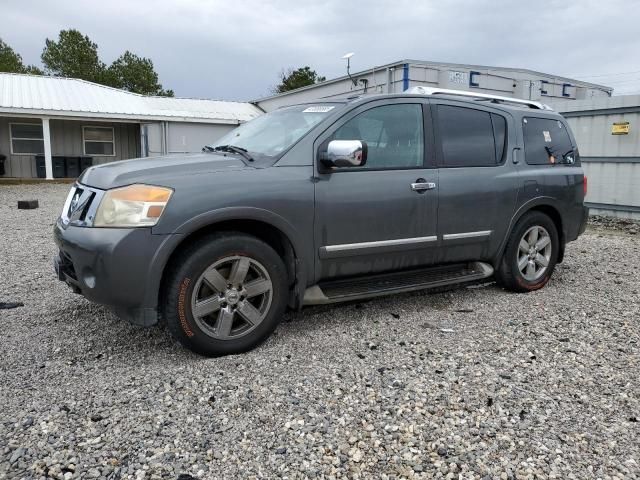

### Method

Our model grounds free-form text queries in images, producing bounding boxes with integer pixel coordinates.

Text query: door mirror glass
[322,140,368,168]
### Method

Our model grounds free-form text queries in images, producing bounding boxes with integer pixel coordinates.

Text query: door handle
[411,179,436,193]
[512,147,521,164]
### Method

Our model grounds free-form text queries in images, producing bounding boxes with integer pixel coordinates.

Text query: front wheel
[163,233,288,356]
[496,211,559,292]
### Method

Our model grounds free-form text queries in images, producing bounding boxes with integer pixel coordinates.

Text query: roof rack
[405,86,553,110]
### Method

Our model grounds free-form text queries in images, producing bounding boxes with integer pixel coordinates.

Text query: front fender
[145,206,309,315]
[171,206,304,257]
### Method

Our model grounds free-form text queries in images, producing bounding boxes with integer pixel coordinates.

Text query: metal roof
[0,73,263,124]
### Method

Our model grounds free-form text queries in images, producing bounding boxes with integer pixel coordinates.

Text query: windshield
[209,104,338,158]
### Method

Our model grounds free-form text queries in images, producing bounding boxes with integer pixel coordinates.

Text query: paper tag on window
[302,106,335,113]
[543,131,552,142]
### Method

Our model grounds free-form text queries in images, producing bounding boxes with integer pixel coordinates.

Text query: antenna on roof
[342,52,357,87]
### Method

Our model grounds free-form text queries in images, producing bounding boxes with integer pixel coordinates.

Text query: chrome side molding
[442,230,492,240]
[322,235,438,254]
[321,231,492,257]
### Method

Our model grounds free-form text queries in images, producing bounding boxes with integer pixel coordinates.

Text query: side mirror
[321,140,367,168]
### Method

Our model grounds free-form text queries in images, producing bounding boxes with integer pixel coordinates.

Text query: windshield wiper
[208,144,254,162]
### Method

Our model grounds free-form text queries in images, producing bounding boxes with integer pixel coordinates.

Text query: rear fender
[493,197,565,268]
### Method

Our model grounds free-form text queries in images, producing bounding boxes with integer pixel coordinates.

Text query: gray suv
[54,88,588,356]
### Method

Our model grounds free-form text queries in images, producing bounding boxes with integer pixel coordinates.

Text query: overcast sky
[2,0,640,100]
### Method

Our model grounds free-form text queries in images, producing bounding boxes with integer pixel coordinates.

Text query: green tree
[23,65,44,75]
[41,29,105,82]
[40,29,174,95]
[0,38,43,74]
[105,51,173,96]
[273,66,326,94]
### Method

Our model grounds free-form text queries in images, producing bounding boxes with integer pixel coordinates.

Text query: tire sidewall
[167,234,288,356]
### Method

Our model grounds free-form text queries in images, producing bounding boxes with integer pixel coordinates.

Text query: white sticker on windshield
[543,130,552,142]
[303,106,335,113]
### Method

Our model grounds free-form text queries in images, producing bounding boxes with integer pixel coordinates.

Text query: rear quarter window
[523,117,573,165]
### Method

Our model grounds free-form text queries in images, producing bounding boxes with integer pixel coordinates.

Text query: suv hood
[79,153,249,190]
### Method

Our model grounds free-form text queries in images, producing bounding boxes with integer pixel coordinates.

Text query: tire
[496,211,559,293]
[163,232,288,356]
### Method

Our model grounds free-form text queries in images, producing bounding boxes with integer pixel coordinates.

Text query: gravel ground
[0,183,638,480]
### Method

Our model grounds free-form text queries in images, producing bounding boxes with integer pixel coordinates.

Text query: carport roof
[0,73,263,124]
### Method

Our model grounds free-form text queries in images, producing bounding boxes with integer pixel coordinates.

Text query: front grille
[67,188,95,222]
[66,187,83,218]
[61,184,99,226]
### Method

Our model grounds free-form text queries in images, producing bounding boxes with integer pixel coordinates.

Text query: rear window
[437,105,507,167]
[523,117,573,165]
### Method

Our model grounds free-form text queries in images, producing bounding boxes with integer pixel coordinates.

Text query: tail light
[583,175,588,197]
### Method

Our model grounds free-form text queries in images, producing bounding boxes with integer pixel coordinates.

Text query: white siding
[256,60,612,112]
[167,122,235,153]
[560,96,640,219]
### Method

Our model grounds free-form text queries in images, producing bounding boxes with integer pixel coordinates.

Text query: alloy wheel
[191,256,273,340]
[517,225,552,282]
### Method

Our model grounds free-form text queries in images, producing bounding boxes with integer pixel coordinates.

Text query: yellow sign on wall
[611,122,630,135]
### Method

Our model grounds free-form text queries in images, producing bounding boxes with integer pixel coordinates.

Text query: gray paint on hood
[79,153,250,190]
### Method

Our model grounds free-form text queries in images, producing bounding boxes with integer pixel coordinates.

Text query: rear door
[520,115,586,233]
[431,100,520,263]
[313,98,439,281]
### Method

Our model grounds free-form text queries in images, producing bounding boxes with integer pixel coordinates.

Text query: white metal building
[0,73,263,179]
[255,59,612,112]
[553,95,640,219]
[254,59,640,219]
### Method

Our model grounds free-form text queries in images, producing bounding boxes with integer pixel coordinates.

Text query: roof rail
[405,86,553,110]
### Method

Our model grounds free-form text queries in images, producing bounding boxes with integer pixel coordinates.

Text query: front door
[313,100,439,281]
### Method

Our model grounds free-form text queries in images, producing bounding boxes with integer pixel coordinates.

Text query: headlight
[93,184,173,227]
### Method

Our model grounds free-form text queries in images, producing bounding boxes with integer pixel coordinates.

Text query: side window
[522,117,573,165]
[437,105,505,167]
[331,104,424,169]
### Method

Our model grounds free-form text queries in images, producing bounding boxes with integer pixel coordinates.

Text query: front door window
[331,104,424,169]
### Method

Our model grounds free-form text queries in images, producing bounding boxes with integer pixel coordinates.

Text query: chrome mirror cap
[324,140,367,168]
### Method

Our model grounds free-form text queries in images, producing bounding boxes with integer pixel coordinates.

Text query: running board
[303,262,493,305]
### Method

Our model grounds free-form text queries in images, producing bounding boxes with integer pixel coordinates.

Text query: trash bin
[35,155,46,178]
[80,156,93,172]
[65,157,80,178]
[0,154,6,176]
[35,155,66,178]
[53,157,65,178]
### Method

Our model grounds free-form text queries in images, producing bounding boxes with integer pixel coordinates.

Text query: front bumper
[53,219,179,326]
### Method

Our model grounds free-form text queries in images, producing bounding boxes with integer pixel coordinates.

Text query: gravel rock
[589,214,640,234]
[1,183,639,479]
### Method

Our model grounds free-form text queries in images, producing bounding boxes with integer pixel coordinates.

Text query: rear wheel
[496,211,559,292]
[163,233,288,356]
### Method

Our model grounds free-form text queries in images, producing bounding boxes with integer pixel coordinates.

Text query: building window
[10,123,44,155]
[83,126,115,156]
